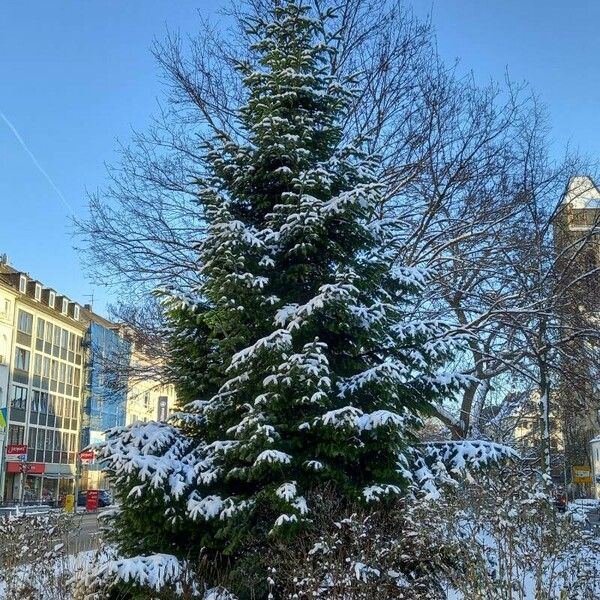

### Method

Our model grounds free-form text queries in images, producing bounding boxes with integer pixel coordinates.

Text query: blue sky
[1,1,599,316]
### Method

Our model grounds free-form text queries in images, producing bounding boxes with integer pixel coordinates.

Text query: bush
[0,511,78,599]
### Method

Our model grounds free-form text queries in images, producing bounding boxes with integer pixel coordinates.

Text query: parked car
[76,489,112,508]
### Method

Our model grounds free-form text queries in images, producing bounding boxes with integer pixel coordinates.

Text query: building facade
[0,259,178,502]
[553,176,600,494]
[80,312,131,490]
[0,263,86,503]
[0,282,17,498]
[126,350,176,425]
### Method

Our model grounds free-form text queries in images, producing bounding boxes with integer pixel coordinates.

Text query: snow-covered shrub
[257,465,600,600]
[0,511,77,599]
[439,466,600,599]
[72,546,200,600]
[262,485,459,599]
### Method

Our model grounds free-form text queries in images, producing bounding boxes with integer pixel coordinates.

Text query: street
[65,511,103,553]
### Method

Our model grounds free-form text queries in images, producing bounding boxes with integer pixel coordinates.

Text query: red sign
[79,450,94,462]
[6,444,27,455]
[86,490,99,512]
[6,462,45,474]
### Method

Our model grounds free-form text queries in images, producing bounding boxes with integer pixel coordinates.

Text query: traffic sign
[6,444,28,461]
[573,465,592,484]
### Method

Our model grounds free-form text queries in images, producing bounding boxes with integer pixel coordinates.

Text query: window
[61,329,69,350]
[10,385,28,409]
[36,318,45,340]
[59,362,66,384]
[143,393,150,409]
[32,390,41,412]
[14,347,30,371]
[2,298,11,316]
[18,275,26,294]
[48,394,55,415]
[33,354,42,376]
[34,283,42,301]
[39,391,48,414]
[61,298,68,315]
[8,424,25,445]
[42,356,50,378]
[45,322,53,344]
[66,365,74,385]
[50,359,58,381]
[48,291,55,308]
[53,326,61,347]
[73,305,80,321]
[29,428,37,450]
[68,334,76,352]
[55,396,64,417]
[17,310,33,334]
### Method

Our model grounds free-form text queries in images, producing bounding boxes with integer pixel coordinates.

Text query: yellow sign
[64,494,75,513]
[572,465,592,484]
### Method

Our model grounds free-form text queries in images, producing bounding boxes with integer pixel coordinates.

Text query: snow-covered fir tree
[98,1,465,594]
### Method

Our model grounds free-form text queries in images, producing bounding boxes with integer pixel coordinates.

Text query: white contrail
[0,110,74,214]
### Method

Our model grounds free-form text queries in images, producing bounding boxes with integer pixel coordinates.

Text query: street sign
[157,396,168,421]
[79,450,94,465]
[86,490,99,512]
[6,444,27,461]
[572,465,592,484]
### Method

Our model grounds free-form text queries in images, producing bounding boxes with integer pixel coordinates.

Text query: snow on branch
[406,440,518,499]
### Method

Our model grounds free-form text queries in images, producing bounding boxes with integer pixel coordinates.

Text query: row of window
[7,424,78,464]
[10,386,80,422]
[17,310,83,357]
[14,348,81,387]
[17,276,80,320]
[36,318,82,354]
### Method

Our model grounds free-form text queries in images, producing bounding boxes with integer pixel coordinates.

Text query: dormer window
[73,305,80,321]
[34,283,42,301]
[61,298,68,315]
[48,291,56,308]
[18,275,27,294]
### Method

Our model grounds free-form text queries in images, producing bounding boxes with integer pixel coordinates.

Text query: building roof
[561,175,600,209]
[0,258,118,331]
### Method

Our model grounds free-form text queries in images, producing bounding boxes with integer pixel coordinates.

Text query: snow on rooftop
[562,176,600,209]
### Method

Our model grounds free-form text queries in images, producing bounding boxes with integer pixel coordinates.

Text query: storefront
[4,461,75,504]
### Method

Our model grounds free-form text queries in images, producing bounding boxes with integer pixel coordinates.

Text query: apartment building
[553,175,600,492]
[0,262,86,503]
[80,309,131,490]
[0,259,178,501]
[126,350,176,425]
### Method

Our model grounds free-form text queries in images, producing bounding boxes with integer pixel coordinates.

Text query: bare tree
[77,0,600,465]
